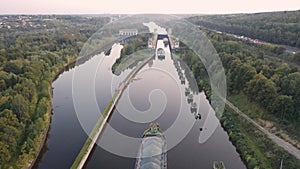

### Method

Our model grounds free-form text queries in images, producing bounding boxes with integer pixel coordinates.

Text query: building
[119,29,138,36]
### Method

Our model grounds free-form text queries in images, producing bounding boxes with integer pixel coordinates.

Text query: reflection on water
[35,44,134,169]
[85,39,246,169]
[36,27,245,169]
[35,16,244,169]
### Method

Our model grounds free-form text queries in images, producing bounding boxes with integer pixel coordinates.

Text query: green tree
[11,94,29,122]
[233,63,257,91]
[245,73,277,109]
[275,63,292,77]
[0,141,11,165]
[271,95,294,120]
[4,60,23,75]
[0,79,6,91]
[294,52,300,62]
[36,97,50,118]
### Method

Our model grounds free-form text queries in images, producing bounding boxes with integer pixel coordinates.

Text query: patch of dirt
[257,118,274,129]
[258,118,300,149]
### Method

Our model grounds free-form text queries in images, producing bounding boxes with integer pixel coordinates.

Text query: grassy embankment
[71,51,153,169]
[222,105,300,168]
[228,93,300,148]
[71,99,113,169]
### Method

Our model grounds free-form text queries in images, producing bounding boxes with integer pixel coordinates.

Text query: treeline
[0,16,109,168]
[204,28,300,130]
[211,35,300,123]
[222,107,300,169]
[180,28,300,168]
[112,33,150,74]
[188,10,300,47]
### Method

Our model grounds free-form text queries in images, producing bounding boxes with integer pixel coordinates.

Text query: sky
[0,0,299,14]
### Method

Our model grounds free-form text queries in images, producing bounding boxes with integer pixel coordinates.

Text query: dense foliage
[1,12,300,169]
[188,10,300,47]
[222,107,300,169]
[0,15,109,168]
[112,33,150,74]
[181,27,300,168]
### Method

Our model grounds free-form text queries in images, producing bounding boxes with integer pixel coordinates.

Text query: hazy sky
[0,0,299,14]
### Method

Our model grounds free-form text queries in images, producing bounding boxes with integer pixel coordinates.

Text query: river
[35,36,246,168]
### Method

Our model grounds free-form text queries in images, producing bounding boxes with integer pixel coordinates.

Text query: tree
[0,141,11,164]
[0,79,6,91]
[0,96,10,112]
[0,109,21,165]
[233,63,257,91]
[275,63,292,77]
[296,39,300,48]
[220,40,242,54]
[11,94,29,123]
[4,60,23,75]
[271,95,294,120]
[294,52,300,62]
[245,73,277,110]
[36,97,50,118]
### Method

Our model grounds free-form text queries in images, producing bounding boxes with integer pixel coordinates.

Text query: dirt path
[222,97,300,160]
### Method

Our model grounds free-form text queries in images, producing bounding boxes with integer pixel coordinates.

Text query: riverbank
[186,68,300,168]
[222,106,300,168]
[30,40,117,168]
[71,55,154,169]
[28,58,78,169]
[228,94,300,146]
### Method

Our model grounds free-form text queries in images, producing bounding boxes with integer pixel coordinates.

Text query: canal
[35,37,246,168]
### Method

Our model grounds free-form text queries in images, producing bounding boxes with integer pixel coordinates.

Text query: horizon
[0,9,299,16]
[1,0,299,15]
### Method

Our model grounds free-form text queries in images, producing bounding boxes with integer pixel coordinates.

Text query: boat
[191,102,197,114]
[187,94,193,103]
[134,123,167,169]
[185,87,190,96]
[178,71,183,77]
[157,48,165,60]
[179,76,185,84]
[213,161,226,169]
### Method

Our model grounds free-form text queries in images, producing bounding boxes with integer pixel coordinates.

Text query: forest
[0,15,109,168]
[1,12,300,169]
[188,10,300,47]
[180,27,300,168]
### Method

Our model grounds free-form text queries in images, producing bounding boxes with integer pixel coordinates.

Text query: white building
[119,29,138,36]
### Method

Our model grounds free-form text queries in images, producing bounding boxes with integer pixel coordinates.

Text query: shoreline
[71,55,154,169]
[28,43,112,169]
[28,59,77,169]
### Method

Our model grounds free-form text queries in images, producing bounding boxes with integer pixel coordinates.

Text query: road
[222,97,300,160]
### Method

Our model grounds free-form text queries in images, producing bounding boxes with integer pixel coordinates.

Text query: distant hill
[188,10,300,47]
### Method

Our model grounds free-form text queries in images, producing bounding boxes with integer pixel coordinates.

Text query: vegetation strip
[223,97,300,160]
[71,55,154,169]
